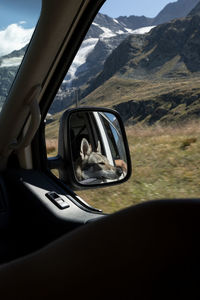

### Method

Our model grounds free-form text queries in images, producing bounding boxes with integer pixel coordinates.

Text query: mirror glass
[69,110,128,185]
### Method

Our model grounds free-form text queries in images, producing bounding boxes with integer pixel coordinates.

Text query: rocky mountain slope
[0,45,27,107]
[83,12,200,99]
[188,0,200,15]
[53,0,200,114]
[114,0,199,29]
[68,0,200,88]
[0,0,199,113]
[79,4,200,125]
[152,0,199,24]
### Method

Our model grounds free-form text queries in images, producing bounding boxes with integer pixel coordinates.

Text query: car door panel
[3,169,105,261]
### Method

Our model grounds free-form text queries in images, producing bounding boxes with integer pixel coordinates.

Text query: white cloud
[19,21,27,25]
[0,23,34,57]
[0,56,23,68]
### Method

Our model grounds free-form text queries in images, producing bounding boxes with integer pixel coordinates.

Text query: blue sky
[101,0,174,18]
[0,0,41,56]
[0,0,174,57]
[0,0,174,29]
[0,0,41,29]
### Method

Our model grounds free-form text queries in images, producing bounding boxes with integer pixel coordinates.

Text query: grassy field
[46,120,200,214]
[80,76,200,109]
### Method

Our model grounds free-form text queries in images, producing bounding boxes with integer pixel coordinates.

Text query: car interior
[0,0,199,299]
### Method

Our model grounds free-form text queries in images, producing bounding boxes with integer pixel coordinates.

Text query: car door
[0,0,110,261]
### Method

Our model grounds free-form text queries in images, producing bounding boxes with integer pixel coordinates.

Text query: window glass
[0,0,42,111]
[45,0,200,213]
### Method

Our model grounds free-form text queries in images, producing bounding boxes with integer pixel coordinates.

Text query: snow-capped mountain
[0,13,153,111]
[49,15,155,114]
[65,0,200,87]
[0,0,199,113]
[0,45,27,107]
[66,13,154,86]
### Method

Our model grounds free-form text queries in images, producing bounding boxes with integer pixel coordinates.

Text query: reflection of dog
[75,138,123,182]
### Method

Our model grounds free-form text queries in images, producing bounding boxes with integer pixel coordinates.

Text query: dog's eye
[99,162,105,165]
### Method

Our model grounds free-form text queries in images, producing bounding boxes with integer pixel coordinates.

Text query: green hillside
[79,76,200,124]
[46,75,200,139]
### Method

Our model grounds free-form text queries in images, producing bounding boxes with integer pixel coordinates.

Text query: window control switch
[46,192,70,209]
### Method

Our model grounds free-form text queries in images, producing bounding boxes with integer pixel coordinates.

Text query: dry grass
[46,139,58,156]
[126,120,200,138]
[77,121,200,213]
[45,106,200,214]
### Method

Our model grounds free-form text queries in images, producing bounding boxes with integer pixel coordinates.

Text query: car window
[0,0,41,112]
[45,0,200,213]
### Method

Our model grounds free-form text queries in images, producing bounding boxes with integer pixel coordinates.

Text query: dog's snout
[116,167,123,176]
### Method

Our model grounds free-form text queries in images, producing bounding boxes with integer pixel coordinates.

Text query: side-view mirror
[56,107,131,190]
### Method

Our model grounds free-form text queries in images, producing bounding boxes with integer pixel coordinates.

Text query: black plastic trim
[59,107,132,190]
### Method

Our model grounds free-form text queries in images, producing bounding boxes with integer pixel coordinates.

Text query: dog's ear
[96,140,102,153]
[80,138,92,159]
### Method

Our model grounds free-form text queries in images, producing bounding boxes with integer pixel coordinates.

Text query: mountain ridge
[0,0,200,113]
[152,0,199,25]
[115,0,199,29]
[81,12,200,100]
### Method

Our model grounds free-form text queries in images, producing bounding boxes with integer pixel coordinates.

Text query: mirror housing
[57,107,131,190]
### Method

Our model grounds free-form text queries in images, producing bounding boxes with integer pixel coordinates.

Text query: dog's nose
[116,167,123,176]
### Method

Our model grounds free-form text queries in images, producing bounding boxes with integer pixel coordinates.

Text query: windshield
[0,0,42,112]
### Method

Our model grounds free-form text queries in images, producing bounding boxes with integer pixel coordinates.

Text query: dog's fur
[75,138,123,182]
